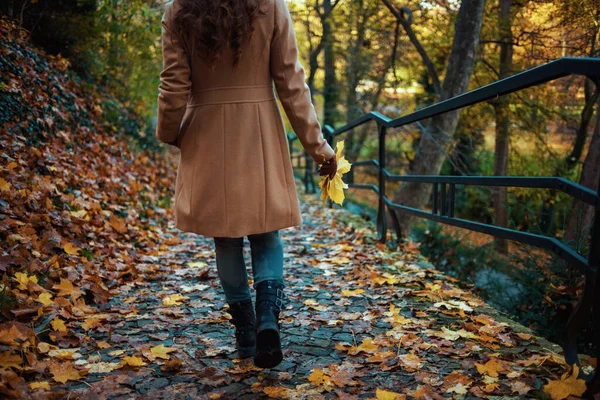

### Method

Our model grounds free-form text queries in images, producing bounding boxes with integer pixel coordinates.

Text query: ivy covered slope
[0,13,176,384]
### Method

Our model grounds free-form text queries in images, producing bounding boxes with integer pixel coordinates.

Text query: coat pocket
[176,107,196,149]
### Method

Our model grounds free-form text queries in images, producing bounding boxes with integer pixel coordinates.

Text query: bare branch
[380,0,442,96]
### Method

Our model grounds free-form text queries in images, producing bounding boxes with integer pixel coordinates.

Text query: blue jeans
[213,230,284,303]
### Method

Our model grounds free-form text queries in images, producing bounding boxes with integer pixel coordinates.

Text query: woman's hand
[318,155,337,180]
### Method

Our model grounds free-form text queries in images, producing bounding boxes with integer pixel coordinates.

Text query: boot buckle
[275,288,287,309]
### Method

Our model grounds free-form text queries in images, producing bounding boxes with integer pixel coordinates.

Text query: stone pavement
[56,181,582,399]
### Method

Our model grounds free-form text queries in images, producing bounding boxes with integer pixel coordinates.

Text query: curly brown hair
[173,0,265,67]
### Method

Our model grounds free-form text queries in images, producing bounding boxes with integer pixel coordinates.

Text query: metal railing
[288,57,600,395]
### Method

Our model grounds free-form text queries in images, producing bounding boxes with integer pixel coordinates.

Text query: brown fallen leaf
[161,357,183,373]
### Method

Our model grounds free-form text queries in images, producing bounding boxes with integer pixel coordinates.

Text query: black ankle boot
[254,280,287,368]
[227,300,256,359]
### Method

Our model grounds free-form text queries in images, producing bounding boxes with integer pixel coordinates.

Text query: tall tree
[322,0,339,126]
[539,1,600,234]
[564,96,600,246]
[383,0,487,233]
[491,0,515,253]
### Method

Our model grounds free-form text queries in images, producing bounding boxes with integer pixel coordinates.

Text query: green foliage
[3,0,163,123]
[78,0,163,119]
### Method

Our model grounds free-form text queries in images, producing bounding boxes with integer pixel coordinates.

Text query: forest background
[2,0,599,348]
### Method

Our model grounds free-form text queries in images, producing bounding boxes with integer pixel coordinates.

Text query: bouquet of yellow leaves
[318,140,352,206]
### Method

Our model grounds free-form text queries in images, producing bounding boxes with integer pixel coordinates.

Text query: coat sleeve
[155,3,192,146]
[270,0,336,165]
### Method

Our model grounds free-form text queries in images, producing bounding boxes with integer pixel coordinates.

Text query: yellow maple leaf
[14,272,38,291]
[543,364,586,400]
[342,289,365,297]
[319,140,352,206]
[150,344,176,360]
[86,361,121,373]
[50,318,67,332]
[70,210,87,219]
[96,341,111,349]
[121,355,147,367]
[63,242,80,255]
[0,178,11,192]
[162,293,189,306]
[187,261,207,268]
[308,368,334,391]
[36,292,53,306]
[376,388,406,399]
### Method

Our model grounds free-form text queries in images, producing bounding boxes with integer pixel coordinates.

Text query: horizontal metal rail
[287,56,600,393]
[349,181,592,272]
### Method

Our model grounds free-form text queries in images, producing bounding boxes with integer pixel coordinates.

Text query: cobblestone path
[57,185,582,399]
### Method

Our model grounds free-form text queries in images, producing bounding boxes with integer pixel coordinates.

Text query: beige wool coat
[155,0,336,238]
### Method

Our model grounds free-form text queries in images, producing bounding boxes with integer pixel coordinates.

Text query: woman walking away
[155,0,338,368]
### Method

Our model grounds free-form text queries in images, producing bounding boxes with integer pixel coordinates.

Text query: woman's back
[156,0,336,238]
[167,0,276,90]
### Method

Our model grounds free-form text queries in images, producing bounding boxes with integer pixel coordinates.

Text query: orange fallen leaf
[63,242,80,255]
[52,278,82,299]
[543,364,586,400]
[0,322,34,347]
[475,358,506,377]
[109,215,128,233]
[308,368,334,391]
[263,386,290,398]
[0,352,22,369]
[49,361,86,383]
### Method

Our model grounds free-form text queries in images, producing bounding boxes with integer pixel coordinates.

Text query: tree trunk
[322,0,337,126]
[391,0,487,232]
[540,79,600,234]
[345,0,367,161]
[564,96,600,248]
[492,0,513,254]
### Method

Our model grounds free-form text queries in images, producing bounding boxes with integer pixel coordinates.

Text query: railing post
[304,153,314,194]
[432,183,438,215]
[450,183,456,218]
[440,183,447,217]
[288,135,294,167]
[377,123,388,242]
[586,174,600,395]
